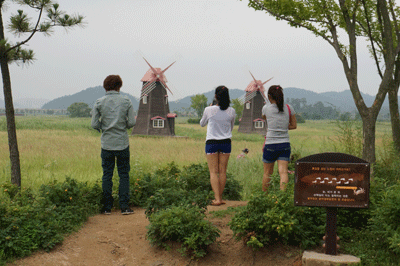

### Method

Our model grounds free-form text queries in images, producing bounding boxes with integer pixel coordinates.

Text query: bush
[144,187,212,217]
[130,162,181,207]
[146,205,220,258]
[139,162,242,258]
[229,185,325,250]
[296,113,306,123]
[369,181,400,254]
[130,162,242,210]
[179,163,242,201]
[0,178,101,264]
[187,118,201,124]
[229,177,371,251]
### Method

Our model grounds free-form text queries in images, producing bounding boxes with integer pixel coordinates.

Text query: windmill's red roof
[151,116,166,120]
[167,113,177,118]
[141,68,168,82]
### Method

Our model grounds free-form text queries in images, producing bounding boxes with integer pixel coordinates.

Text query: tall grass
[0,117,393,199]
[0,116,95,132]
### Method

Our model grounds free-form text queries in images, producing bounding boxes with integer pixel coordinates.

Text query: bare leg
[206,153,222,204]
[277,160,289,190]
[262,162,274,192]
[218,153,230,203]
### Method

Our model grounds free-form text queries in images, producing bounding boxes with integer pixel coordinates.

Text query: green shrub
[0,178,101,264]
[144,187,212,218]
[369,181,400,254]
[229,177,371,250]
[228,185,323,250]
[179,163,242,201]
[130,162,242,210]
[141,162,242,258]
[187,118,201,124]
[296,113,306,123]
[146,205,220,258]
[130,162,182,207]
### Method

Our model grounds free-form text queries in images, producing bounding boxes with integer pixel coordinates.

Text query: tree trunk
[388,87,400,153]
[362,113,377,163]
[0,8,21,187]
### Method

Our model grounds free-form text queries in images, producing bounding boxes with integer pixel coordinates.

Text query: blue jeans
[101,147,130,211]
[262,142,291,163]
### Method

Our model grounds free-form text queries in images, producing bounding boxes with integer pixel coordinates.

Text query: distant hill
[41,86,139,110]
[169,89,244,111]
[284,87,398,115]
[37,86,399,115]
[40,87,244,111]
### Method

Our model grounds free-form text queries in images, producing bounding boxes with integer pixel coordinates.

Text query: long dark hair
[268,85,284,112]
[215,85,230,110]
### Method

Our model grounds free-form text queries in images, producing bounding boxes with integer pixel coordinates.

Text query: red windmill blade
[248,71,273,100]
[141,57,175,95]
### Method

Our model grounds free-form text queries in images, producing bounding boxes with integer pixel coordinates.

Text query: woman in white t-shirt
[200,86,236,206]
[261,85,297,191]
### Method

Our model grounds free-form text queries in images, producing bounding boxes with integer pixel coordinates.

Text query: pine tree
[1,0,85,187]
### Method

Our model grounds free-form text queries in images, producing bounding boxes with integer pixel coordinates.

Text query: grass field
[0,116,393,199]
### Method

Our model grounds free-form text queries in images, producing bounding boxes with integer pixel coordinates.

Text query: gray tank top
[262,103,295,145]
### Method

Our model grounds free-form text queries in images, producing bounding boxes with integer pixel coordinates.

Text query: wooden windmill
[131,58,177,136]
[237,72,272,134]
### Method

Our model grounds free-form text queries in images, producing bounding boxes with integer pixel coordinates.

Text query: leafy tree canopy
[231,98,243,123]
[190,94,208,118]
[67,102,91,118]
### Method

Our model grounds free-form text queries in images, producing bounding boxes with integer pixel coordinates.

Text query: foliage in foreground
[146,205,221,259]
[0,162,243,262]
[228,161,400,266]
[129,162,242,213]
[132,162,242,258]
[1,155,400,264]
[229,179,327,250]
[0,178,101,264]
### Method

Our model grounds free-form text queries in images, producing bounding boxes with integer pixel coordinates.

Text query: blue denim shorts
[205,139,232,154]
[262,142,291,163]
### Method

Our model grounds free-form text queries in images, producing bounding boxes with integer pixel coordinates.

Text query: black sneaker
[121,208,134,215]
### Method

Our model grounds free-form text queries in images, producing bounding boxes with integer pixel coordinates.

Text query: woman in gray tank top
[261,85,297,191]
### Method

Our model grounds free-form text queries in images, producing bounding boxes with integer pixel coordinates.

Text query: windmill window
[254,121,264,129]
[246,102,250,109]
[165,95,168,104]
[153,119,164,128]
[143,96,147,104]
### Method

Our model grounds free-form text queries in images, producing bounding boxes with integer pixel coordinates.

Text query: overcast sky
[1,0,385,102]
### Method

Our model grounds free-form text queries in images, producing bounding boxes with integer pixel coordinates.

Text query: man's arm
[126,101,136,129]
[91,102,101,132]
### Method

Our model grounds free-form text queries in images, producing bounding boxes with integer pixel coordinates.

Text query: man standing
[91,75,136,215]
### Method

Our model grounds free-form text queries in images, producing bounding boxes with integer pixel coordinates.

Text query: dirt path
[8,201,302,266]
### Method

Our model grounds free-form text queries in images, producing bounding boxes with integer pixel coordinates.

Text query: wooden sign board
[294,153,370,208]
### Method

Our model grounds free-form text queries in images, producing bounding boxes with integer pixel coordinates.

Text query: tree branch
[5,5,43,54]
[361,0,383,78]
[251,0,335,46]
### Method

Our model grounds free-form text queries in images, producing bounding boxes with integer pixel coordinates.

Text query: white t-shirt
[262,103,295,145]
[200,106,236,141]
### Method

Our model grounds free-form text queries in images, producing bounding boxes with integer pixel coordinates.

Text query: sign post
[294,153,370,255]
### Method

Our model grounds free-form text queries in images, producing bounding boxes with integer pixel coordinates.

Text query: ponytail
[267,85,284,112]
[215,85,230,110]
